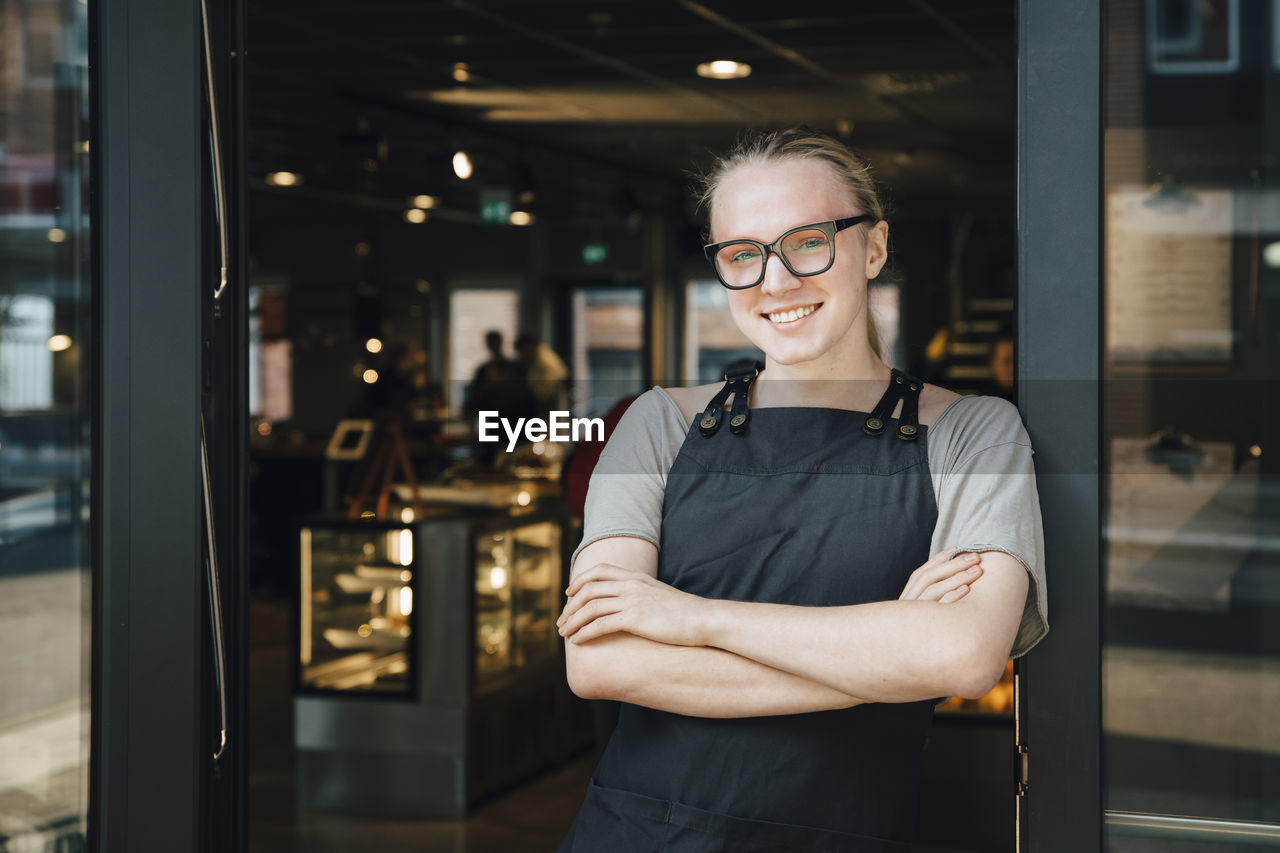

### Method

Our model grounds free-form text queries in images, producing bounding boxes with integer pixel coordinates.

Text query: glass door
[1100,0,1280,846]
[0,0,93,848]
[1021,1,1280,849]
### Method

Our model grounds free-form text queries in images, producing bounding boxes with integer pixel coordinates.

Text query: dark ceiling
[246,0,1015,225]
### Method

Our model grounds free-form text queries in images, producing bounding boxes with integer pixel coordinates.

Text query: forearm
[703,589,1019,703]
[566,632,866,718]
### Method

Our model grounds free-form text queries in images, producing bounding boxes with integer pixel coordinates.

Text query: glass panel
[1103,0,1280,843]
[569,287,643,418]
[512,520,560,666]
[0,0,92,846]
[475,528,514,688]
[298,525,413,693]
[683,279,761,384]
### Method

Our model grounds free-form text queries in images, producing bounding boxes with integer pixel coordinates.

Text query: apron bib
[561,365,938,852]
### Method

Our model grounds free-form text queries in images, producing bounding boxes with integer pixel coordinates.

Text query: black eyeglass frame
[702,215,874,290]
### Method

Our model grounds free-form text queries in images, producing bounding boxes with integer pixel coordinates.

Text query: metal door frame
[1016,2,1104,851]
[91,0,212,849]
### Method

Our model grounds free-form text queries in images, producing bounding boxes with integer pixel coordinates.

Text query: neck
[754,346,890,409]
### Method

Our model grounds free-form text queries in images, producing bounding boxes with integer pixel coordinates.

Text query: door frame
[1016,1,1104,850]
[92,0,210,849]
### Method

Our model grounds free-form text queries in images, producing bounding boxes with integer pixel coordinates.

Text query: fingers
[938,584,970,603]
[567,612,626,645]
[558,596,624,640]
[899,551,982,601]
[558,580,626,627]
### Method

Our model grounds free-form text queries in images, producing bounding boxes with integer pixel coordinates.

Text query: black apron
[560,363,938,853]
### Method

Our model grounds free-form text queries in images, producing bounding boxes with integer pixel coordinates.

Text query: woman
[555,129,1047,852]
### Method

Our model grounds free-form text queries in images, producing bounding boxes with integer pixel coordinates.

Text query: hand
[558,563,706,646]
[898,548,983,603]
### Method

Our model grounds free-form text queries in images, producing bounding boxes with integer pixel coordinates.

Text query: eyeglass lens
[712,227,833,288]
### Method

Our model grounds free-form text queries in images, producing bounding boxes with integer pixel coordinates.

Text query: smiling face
[709,157,889,379]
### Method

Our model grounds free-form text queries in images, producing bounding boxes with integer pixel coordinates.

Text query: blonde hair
[696,128,887,357]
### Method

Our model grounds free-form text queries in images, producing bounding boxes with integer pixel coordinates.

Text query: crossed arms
[559,535,1028,718]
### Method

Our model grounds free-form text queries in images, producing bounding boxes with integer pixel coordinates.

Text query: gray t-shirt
[574,387,1048,658]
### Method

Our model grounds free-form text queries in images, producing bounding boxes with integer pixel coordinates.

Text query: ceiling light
[411,194,437,209]
[453,62,470,83]
[696,60,751,80]
[509,210,534,226]
[1264,241,1280,268]
[404,208,428,224]
[47,334,73,352]
[366,338,383,354]
[266,171,302,187]
[452,150,473,180]
[363,369,379,384]
[47,228,67,243]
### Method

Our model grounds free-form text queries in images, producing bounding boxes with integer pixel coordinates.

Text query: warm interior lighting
[515,490,532,507]
[400,507,414,523]
[366,338,383,354]
[452,150,473,180]
[47,228,67,243]
[1264,241,1280,268]
[696,60,752,80]
[489,566,508,590]
[362,369,379,384]
[266,171,302,187]
[508,210,534,226]
[47,334,72,352]
[403,208,428,224]
[412,194,437,209]
[256,420,273,437]
[398,529,413,566]
[399,586,413,616]
[452,62,470,83]
[1251,444,1263,457]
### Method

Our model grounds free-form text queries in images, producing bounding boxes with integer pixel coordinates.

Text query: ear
[864,220,889,280]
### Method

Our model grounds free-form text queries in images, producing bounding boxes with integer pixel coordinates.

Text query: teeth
[767,304,817,324]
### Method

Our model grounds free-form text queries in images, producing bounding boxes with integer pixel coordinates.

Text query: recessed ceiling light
[404,208,428,224]
[696,60,751,80]
[509,210,534,226]
[47,334,73,352]
[453,62,470,83]
[411,194,437,209]
[452,150,473,180]
[266,171,302,187]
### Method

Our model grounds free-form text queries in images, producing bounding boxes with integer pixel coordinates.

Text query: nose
[759,251,800,296]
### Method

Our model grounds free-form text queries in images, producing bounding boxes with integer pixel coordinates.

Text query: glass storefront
[0,0,92,847]
[1103,0,1280,844]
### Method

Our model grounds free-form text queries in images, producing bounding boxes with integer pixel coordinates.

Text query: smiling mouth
[763,303,822,324]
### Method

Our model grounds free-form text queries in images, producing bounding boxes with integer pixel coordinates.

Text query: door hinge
[1015,745,1029,796]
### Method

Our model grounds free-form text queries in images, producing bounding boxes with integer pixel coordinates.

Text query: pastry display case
[294,501,590,818]
[298,525,416,694]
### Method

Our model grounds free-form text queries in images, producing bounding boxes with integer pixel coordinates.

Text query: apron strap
[864,368,925,440]
[699,359,763,437]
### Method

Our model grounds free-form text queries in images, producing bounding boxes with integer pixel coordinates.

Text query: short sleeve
[928,396,1048,658]
[570,387,689,574]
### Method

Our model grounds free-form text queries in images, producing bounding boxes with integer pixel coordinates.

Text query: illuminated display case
[299,525,417,694]
[294,502,588,818]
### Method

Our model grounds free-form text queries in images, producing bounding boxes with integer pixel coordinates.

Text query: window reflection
[1103,0,1280,842]
[0,0,92,848]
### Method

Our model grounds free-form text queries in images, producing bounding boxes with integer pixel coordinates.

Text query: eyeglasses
[703,215,873,290]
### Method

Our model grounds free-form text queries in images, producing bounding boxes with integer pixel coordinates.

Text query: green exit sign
[582,243,607,264]
[480,198,511,224]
